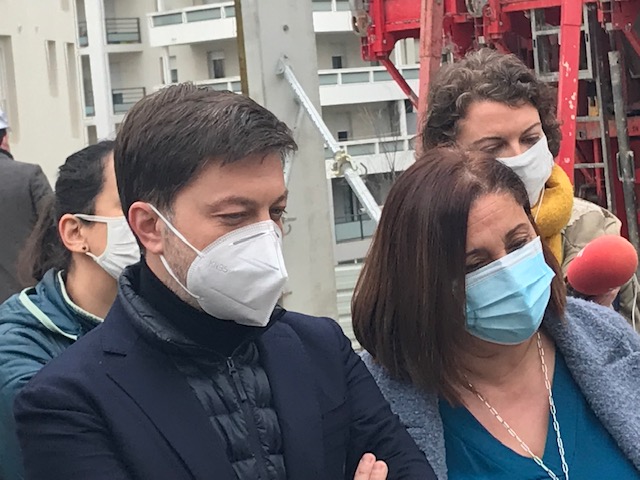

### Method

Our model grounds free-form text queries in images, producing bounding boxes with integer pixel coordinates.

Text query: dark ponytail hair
[18,140,115,284]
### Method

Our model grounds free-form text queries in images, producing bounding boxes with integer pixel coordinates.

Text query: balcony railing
[318,65,420,87]
[312,0,351,12]
[106,18,142,44]
[324,135,415,160]
[335,213,377,243]
[112,87,146,114]
[194,76,242,93]
[150,2,236,28]
[78,18,142,47]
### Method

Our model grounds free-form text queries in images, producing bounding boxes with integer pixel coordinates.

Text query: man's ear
[59,214,89,253]
[128,202,165,255]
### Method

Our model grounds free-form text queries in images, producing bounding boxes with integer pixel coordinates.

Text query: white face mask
[75,214,141,279]
[149,205,288,327]
[497,136,555,207]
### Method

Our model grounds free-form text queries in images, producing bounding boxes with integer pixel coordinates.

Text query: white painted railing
[324,135,415,160]
[149,2,236,28]
[318,65,420,86]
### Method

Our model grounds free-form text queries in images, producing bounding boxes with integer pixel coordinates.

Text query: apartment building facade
[0,0,85,182]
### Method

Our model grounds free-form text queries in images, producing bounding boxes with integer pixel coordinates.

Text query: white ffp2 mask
[75,214,141,279]
[149,205,288,327]
[497,136,555,207]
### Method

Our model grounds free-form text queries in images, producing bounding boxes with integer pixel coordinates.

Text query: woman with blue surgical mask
[422,48,640,328]
[353,148,640,480]
[0,140,140,480]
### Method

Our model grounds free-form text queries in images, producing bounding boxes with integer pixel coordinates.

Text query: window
[112,92,124,106]
[207,51,226,79]
[81,55,95,117]
[169,56,178,83]
[0,36,19,140]
[64,43,80,137]
[337,130,349,141]
[332,55,343,69]
[212,59,225,79]
[87,125,98,145]
[0,44,7,115]
[46,40,59,97]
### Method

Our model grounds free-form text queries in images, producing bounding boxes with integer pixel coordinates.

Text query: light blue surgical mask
[465,237,555,345]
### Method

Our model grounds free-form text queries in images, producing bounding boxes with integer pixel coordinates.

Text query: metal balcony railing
[311,0,351,12]
[112,87,146,114]
[324,135,415,160]
[194,76,242,93]
[77,17,142,47]
[334,213,377,243]
[106,18,142,44]
[318,65,419,86]
[150,2,236,28]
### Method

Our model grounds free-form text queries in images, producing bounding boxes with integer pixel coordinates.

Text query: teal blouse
[439,352,639,479]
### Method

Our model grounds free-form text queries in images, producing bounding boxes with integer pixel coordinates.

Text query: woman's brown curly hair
[421,49,562,156]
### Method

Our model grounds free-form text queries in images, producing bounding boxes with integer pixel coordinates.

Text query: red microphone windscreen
[566,235,638,296]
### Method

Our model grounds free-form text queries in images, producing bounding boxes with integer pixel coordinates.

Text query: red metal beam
[379,58,419,108]
[500,0,596,14]
[576,116,640,140]
[555,0,584,182]
[623,29,640,59]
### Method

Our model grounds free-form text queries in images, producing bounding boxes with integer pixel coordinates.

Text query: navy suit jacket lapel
[259,323,324,480]
[102,301,236,480]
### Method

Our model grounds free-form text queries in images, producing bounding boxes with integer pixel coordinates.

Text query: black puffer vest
[127,262,287,480]
[170,343,285,479]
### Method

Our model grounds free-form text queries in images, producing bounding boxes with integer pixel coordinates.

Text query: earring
[82,246,88,252]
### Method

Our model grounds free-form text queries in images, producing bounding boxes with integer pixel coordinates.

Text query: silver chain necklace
[466,332,570,480]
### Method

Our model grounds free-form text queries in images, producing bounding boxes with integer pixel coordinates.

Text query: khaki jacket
[562,197,640,330]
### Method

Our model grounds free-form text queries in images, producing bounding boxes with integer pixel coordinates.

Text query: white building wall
[0,0,85,183]
[184,39,240,80]
[322,101,399,140]
[315,32,368,69]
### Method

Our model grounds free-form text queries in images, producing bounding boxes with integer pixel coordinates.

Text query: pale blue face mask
[465,237,556,345]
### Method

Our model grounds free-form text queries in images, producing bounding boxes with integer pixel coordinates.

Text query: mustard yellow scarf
[532,164,574,263]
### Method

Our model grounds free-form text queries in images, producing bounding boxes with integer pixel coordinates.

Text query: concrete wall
[0,0,85,183]
[181,39,240,81]
[322,101,400,140]
[315,32,369,70]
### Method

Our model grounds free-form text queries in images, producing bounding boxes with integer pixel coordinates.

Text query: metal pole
[234,0,249,96]
[609,50,640,252]
[277,58,382,222]
[587,4,615,213]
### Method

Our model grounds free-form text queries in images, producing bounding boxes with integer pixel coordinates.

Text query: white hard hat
[0,109,8,130]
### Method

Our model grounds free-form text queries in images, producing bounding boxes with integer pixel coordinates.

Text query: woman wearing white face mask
[0,140,140,480]
[421,48,640,327]
[354,148,640,480]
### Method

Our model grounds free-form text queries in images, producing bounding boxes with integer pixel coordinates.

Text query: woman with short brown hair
[421,48,639,326]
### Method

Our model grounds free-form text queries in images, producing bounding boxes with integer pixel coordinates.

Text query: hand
[354,453,388,480]
[592,287,621,309]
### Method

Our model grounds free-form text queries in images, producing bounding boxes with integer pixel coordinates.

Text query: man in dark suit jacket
[0,112,53,302]
[14,86,436,480]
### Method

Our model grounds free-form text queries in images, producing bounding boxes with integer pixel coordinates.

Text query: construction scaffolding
[354,0,640,250]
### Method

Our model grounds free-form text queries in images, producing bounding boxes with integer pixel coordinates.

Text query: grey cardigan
[362,297,640,479]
